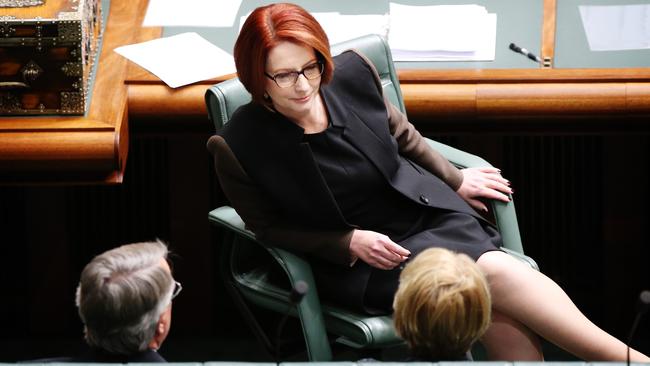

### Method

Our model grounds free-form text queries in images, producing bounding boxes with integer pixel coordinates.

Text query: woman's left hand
[456,167,512,212]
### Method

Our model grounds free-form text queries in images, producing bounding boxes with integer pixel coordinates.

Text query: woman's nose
[294,74,310,91]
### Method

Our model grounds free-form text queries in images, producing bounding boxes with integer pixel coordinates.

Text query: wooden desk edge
[0,0,147,184]
[126,68,650,121]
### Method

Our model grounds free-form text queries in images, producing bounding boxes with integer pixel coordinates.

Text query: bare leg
[481,310,544,360]
[477,251,650,362]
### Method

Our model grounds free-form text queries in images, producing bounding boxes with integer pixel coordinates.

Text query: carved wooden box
[0,0,102,115]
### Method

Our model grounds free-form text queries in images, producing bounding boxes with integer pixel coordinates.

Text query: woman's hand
[349,229,410,270]
[456,167,512,212]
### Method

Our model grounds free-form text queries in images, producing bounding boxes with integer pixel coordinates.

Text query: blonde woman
[394,248,491,361]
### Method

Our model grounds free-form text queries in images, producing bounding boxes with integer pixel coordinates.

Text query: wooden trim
[0,0,144,184]
[397,68,650,83]
[401,82,650,120]
[128,84,208,118]
[541,0,557,68]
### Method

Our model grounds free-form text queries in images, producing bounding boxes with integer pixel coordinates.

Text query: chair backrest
[205,34,404,131]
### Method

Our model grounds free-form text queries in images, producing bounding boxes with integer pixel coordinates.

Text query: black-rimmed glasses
[265,61,324,88]
[171,280,182,300]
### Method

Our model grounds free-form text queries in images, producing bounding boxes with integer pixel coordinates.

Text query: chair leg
[217,233,277,360]
[222,277,277,359]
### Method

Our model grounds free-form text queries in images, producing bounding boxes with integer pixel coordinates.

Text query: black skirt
[363,208,501,313]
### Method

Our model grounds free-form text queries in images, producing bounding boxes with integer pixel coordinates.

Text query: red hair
[234,3,334,105]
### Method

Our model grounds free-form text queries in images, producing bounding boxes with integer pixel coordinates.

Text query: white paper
[143,0,243,27]
[392,14,496,61]
[388,3,497,61]
[579,5,650,51]
[239,11,388,45]
[114,32,236,88]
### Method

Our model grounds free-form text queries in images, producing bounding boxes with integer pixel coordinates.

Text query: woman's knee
[476,250,530,292]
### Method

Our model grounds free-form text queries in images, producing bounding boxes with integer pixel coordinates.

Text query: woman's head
[234,3,334,106]
[393,248,492,360]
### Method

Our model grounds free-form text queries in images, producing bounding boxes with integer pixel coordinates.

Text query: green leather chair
[205,34,538,362]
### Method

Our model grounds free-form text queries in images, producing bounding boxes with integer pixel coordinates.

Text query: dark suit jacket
[25,348,166,363]
[207,50,483,308]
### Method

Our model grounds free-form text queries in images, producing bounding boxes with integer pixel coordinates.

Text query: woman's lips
[292,95,311,103]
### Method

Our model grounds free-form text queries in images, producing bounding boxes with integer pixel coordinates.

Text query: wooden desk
[4,0,650,183]
[126,0,650,129]
[0,0,147,184]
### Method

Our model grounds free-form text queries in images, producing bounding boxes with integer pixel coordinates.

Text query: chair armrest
[208,206,256,240]
[425,138,527,258]
[501,247,539,271]
[208,207,333,360]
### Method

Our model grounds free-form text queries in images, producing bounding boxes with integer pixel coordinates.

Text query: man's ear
[148,306,171,351]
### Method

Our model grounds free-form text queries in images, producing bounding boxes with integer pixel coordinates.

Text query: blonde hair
[393,248,491,360]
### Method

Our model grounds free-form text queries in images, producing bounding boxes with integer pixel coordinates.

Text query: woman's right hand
[349,229,410,270]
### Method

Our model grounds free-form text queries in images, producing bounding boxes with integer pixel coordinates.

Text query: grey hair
[75,239,173,355]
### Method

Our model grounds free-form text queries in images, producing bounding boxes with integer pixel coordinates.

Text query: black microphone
[626,290,650,366]
[275,281,309,360]
[509,42,542,63]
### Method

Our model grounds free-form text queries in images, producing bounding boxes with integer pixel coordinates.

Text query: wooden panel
[397,68,650,82]
[0,130,116,170]
[402,84,476,119]
[403,81,650,120]
[627,83,650,112]
[477,83,629,116]
[126,67,650,123]
[541,0,556,67]
[0,0,144,184]
[128,84,209,118]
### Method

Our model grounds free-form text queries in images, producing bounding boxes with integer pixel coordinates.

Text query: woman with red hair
[207,3,649,362]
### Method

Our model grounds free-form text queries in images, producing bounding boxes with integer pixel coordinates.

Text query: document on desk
[388,3,496,61]
[114,32,236,88]
[579,5,650,51]
[143,0,243,27]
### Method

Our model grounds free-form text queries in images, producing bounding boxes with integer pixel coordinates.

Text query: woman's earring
[263,92,270,100]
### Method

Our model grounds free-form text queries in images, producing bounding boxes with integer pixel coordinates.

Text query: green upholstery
[206,34,537,362]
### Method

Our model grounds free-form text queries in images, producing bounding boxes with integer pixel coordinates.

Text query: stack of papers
[579,5,650,51]
[388,3,496,61]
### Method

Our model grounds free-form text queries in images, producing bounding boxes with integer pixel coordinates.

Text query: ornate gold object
[0,0,102,115]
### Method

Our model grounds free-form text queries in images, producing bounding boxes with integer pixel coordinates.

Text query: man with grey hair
[72,239,180,362]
